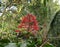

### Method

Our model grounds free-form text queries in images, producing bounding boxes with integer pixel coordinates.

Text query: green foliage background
[0,0,60,47]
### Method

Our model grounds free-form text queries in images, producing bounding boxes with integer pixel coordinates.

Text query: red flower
[21,16,29,23]
[21,14,36,23]
[31,25,39,31]
[15,30,20,32]
[16,13,40,34]
[27,14,36,22]
[18,23,25,28]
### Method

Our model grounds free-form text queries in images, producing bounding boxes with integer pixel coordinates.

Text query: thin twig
[40,39,49,47]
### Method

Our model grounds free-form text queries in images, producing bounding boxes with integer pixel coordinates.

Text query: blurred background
[0,0,60,47]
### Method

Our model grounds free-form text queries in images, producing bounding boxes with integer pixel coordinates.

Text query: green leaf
[43,43,54,47]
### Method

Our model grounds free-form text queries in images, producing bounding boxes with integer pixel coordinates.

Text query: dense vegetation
[0,0,60,47]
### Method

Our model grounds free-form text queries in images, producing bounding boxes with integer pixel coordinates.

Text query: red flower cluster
[15,30,20,32]
[16,14,39,34]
